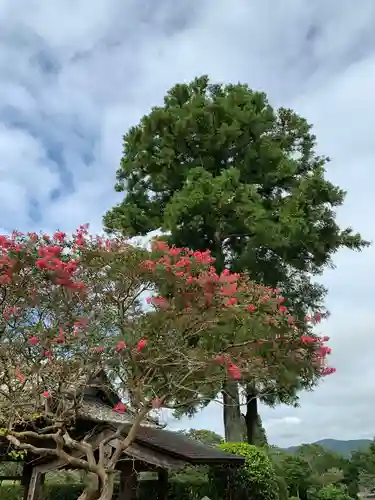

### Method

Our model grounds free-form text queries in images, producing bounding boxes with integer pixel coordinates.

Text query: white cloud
[268,417,302,428]
[1,0,375,447]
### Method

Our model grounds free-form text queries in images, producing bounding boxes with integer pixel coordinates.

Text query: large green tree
[104,75,368,442]
[178,428,224,447]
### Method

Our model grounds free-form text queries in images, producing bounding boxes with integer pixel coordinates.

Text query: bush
[0,471,210,500]
[139,470,211,500]
[0,485,22,500]
[0,483,83,500]
[311,484,353,500]
[209,442,279,500]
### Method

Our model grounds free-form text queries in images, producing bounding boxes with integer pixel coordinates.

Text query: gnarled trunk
[222,380,244,442]
[97,474,115,500]
[77,473,99,500]
[76,470,115,500]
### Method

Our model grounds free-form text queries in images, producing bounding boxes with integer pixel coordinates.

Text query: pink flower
[43,391,50,398]
[93,346,104,353]
[136,338,147,353]
[142,260,155,271]
[247,304,256,312]
[28,336,38,345]
[314,311,322,323]
[318,346,332,357]
[301,335,316,344]
[116,340,126,353]
[4,306,21,321]
[53,231,66,242]
[168,247,181,256]
[15,367,25,383]
[151,296,168,309]
[321,367,336,376]
[227,363,241,380]
[225,297,238,307]
[113,402,127,414]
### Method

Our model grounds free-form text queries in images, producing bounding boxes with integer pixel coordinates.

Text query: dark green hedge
[0,483,83,500]
[0,475,209,500]
[139,476,210,500]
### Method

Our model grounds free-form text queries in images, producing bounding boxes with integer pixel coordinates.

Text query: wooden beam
[21,464,32,487]
[158,469,168,500]
[23,469,44,500]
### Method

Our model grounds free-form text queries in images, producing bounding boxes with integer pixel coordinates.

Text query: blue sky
[1,0,375,447]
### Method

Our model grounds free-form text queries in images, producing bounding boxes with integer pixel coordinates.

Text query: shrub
[138,471,210,500]
[311,484,353,500]
[0,473,210,500]
[209,442,279,500]
[0,484,83,500]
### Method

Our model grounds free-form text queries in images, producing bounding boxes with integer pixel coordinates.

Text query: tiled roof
[133,426,244,465]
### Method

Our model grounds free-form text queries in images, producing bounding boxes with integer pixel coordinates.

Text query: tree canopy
[104,74,367,311]
[103,75,368,442]
[178,428,224,447]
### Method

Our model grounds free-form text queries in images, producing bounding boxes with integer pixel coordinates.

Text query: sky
[1,0,375,448]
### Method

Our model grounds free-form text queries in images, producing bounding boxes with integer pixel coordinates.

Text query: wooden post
[118,464,138,500]
[23,468,44,500]
[158,469,168,500]
[21,463,32,487]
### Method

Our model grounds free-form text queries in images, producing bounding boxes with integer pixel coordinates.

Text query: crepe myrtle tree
[0,227,334,500]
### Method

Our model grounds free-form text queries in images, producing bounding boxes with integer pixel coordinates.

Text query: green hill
[285,439,371,457]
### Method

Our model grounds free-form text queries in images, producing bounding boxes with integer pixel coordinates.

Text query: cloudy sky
[1,0,375,447]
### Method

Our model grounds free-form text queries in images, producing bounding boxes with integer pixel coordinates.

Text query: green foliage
[253,415,268,447]
[0,476,210,500]
[209,442,279,500]
[266,447,291,500]
[0,484,83,500]
[266,444,362,500]
[139,473,211,500]
[312,484,353,500]
[104,74,368,318]
[286,439,371,458]
[296,444,346,476]
[7,451,26,461]
[178,428,224,447]
[280,454,313,499]
[346,438,375,495]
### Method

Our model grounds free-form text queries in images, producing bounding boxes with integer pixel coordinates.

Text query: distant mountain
[285,439,371,457]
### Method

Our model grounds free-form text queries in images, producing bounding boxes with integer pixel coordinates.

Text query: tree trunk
[77,473,99,500]
[222,380,244,442]
[96,473,115,500]
[245,388,258,445]
[76,471,115,500]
